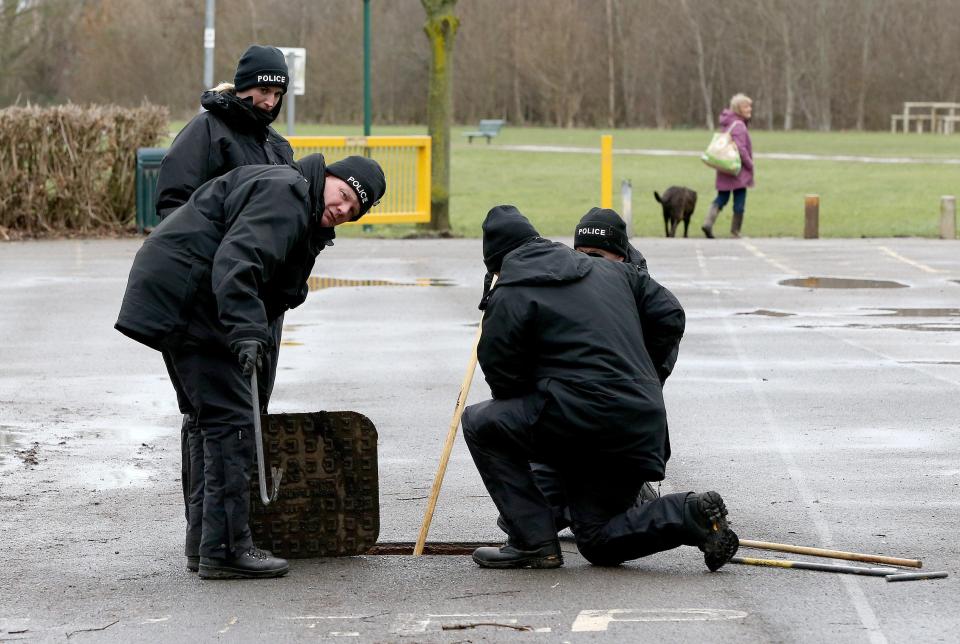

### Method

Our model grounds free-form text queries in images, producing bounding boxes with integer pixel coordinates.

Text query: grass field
[167,121,959,238]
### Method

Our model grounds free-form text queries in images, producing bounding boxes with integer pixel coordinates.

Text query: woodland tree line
[2,0,959,131]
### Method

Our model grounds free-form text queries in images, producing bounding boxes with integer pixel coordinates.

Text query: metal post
[940,195,956,240]
[203,0,215,90]
[363,0,372,136]
[804,194,819,239]
[600,135,613,208]
[285,52,296,137]
[621,179,633,238]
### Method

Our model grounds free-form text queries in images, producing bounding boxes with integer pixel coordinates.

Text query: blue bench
[464,119,505,144]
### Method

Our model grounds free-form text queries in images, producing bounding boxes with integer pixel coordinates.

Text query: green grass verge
[166,122,959,238]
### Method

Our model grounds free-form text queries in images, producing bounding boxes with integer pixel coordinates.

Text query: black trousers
[462,396,697,566]
[164,342,271,558]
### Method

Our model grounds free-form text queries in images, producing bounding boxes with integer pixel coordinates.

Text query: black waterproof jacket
[478,238,685,478]
[116,159,333,353]
[155,89,295,220]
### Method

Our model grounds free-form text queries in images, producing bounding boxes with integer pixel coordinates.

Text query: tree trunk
[420,0,459,233]
[605,0,615,127]
[680,0,713,130]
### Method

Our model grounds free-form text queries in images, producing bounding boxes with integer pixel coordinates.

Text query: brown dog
[654,186,697,238]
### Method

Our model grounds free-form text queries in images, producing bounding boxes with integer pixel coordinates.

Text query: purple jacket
[716,109,754,191]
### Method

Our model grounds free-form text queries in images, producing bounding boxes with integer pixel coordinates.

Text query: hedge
[0,103,168,238]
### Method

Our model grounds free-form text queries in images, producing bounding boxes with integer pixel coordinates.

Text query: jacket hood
[719,108,747,129]
[297,153,327,218]
[496,238,593,287]
[200,87,282,132]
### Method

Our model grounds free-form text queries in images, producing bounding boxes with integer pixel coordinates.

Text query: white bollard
[621,179,633,238]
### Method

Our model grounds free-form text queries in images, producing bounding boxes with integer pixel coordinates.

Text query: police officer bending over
[115,154,385,579]
[463,205,738,570]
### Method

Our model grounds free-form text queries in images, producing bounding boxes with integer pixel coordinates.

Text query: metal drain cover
[250,411,379,558]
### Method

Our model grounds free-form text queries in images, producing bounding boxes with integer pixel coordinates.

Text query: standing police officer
[154,44,296,573]
[116,154,385,579]
[463,205,738,571]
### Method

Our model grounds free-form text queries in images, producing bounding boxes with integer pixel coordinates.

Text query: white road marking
[218,616,237,635]
[740,240,796,275]
[571,608,748,632]
[715,289,889,644]
[877,245,941,274]
[140,616,170,624]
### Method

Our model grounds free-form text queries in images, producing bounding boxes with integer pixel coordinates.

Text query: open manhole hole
[779,277,908,289]
[365,542,500,555]
[308,276,456,292]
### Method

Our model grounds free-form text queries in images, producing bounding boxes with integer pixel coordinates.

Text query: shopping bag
[701,122,742,175]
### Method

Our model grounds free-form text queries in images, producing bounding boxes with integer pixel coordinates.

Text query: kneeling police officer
[463,205,738,571]
[116,153,385,579]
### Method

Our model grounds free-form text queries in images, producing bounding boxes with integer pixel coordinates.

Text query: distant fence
[288,136,431,225]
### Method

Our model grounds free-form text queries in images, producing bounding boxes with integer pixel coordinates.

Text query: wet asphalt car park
[1,236,957,642]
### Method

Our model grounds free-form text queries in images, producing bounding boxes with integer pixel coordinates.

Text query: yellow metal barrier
[287,136,431,225]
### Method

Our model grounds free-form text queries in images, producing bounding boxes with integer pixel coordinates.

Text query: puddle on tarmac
[307,276,456,292]
[798,323,960,332]
[738,309,795,317]
[779,277,908,289]
[863,308,960,317]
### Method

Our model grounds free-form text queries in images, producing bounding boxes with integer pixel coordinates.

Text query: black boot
[199,547,289,579]
[182,415,204,572]
[198,426,259,569]
[684,491,739,571]
[473,540,563,569]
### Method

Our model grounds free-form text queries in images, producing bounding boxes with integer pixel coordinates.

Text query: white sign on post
[278,47,306,96]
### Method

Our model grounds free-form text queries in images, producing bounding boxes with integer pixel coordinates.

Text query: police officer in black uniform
[154,44,296,573]
[463,205,738,571]
[116,154,386,579]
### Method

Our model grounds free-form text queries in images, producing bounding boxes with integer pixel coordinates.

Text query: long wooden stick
[740,539,922,569]
[414,281,494,556]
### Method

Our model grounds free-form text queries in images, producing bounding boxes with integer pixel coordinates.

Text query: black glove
[478,270,495,311]
[233,340,264,377]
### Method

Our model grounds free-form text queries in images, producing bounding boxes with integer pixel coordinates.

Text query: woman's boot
[730,213,744,238]
[701,204,720,239]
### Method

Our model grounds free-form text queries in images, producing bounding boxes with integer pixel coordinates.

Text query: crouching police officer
[463,205,738,571]
[115,154,385,579]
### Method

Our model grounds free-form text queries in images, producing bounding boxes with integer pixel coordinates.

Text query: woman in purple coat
[702,93,753,239]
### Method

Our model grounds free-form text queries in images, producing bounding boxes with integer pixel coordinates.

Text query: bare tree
[421,0,459,233]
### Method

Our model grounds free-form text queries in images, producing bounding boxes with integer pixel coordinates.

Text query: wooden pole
[940,195,956,240]
[804,194,819,239]
[739,539,922,568]
[414,277,495,556]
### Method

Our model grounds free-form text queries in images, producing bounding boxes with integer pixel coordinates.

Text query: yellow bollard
[601,135,613,208]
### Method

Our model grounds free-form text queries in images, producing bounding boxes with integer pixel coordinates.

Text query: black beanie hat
[482,205,539,273]
[234,45,289,93]
[573,207,629,257]
[326,156,387,220]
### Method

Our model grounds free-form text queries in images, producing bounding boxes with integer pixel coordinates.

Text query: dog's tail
[653,191,662,203]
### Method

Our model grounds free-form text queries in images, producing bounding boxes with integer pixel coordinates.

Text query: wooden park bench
[464,119,505,144]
